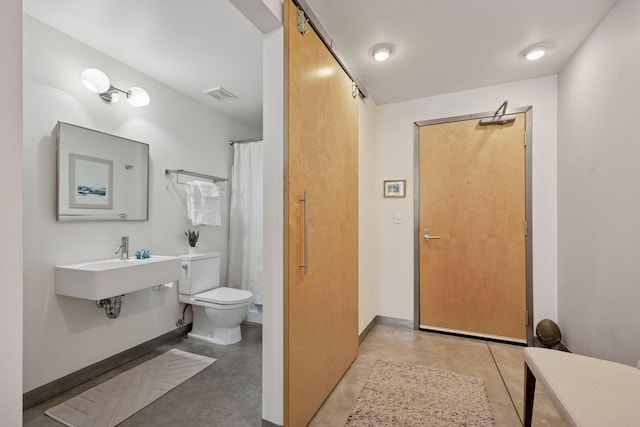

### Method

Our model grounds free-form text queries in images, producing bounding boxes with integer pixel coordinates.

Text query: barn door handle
[299,192,308,275]
[424,228,441,241]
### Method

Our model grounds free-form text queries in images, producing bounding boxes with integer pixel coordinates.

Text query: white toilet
[179,252,253,345]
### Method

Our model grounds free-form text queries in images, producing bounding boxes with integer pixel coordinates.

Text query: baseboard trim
[262,419,283,427]
[358,317,377,345]
[375,315,413,329]
[23,324,192,410]
[358,315,413,345]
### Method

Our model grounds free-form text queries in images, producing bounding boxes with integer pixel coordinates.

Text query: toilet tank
[179,252,221,295]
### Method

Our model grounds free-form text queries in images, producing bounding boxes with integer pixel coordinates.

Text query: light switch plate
[394,212,402,224]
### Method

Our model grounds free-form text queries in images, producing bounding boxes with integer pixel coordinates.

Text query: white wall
[557,0,640,365]
[262,26,284,426]
[23,15,259,391]
[373,75,559,327]
[358,96,380,332]
[0,0,23,423]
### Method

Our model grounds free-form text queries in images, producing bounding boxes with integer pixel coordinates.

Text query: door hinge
[352,82,358,98]
[525,310,529,326]
[297,8,308,35]
[524,220,528,236]
[524,132,528,147]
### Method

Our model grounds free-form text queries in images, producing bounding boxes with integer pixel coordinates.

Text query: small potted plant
[185,229,200,254]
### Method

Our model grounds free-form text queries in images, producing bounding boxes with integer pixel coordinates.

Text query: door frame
[413,106,534,345]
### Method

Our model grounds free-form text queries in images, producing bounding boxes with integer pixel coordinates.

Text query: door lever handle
[300,192,308,275]
[424,228,441,241]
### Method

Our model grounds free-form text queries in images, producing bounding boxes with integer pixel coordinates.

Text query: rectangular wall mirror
[57,122,149,221]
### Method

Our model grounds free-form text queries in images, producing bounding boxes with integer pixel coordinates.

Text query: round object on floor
[536,319,561,348]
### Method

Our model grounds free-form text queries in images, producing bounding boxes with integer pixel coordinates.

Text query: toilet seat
[194,287,253,305]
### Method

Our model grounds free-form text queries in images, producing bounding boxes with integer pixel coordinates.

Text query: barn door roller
[293,0,368,99]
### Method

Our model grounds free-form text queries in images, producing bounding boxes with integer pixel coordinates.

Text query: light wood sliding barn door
[418,113,528,342]
[284,0,359,425]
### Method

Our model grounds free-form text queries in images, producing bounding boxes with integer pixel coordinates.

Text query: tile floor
[24,322,565,427]
[311,324,566,427]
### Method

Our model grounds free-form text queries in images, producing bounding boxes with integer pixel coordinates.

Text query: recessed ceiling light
[523,43,553,61]
[374,48,391,61]
[369,43,396,62]
[526,47,546,60]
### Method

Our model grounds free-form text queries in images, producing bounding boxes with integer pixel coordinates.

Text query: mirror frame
[56,122,149,222]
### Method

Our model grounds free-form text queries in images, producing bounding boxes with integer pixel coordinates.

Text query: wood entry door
[285,0,359,425]
[418,114,527,342]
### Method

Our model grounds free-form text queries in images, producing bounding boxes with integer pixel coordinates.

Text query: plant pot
[187,246,199,255]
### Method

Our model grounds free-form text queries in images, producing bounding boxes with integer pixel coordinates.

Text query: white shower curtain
[227,140,263,304]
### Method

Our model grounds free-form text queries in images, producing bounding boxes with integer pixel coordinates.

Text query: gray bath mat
[45,348,215,427]
[345,359,494,426]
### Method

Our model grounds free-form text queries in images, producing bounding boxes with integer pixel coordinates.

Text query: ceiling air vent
[204,86,238,103]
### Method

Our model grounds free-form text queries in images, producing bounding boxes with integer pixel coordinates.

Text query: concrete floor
[311,324,566,427]
[23,323,263,427]
[24,322,565,427]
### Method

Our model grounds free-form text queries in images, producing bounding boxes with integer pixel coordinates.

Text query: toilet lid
[194,287,253,305]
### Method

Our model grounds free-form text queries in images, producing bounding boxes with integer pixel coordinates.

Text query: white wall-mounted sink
[55,255,181,300]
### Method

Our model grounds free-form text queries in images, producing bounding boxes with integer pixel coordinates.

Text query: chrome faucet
[115,236,129,260]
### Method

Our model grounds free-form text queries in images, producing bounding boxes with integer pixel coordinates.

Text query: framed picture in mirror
[68,154,113,209]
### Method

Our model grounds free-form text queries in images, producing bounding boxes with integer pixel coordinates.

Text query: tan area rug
[346,359,494,426]
[45,349,215,427]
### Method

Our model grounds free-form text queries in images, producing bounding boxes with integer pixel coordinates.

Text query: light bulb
[369,43,396,62]
[81,68,110,93]
[525,47,547,61]
[127,87,150,107]
[373,48,391,61]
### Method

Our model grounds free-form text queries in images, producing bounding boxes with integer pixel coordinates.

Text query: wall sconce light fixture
[81,68,150,107]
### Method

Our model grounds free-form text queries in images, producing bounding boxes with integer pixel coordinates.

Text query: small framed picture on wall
[383,179,406,198]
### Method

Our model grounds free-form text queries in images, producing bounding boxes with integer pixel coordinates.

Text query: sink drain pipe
[97,296,123,319]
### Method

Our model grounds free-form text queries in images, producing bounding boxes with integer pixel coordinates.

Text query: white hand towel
[186,180,221,226]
